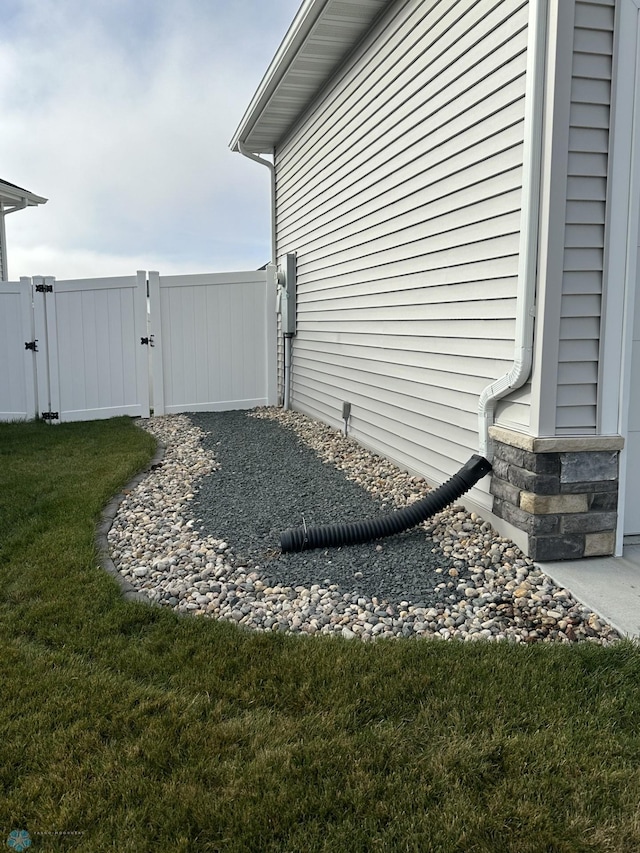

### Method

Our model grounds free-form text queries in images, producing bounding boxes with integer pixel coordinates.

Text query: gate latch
[140,335,155,347]
[25,340,38,351]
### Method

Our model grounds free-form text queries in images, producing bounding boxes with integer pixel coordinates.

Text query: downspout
[237,142,276,265]
[237,141,293,408]
[0,197,28,281]
[478,0,548,460]
[0,201,7,281]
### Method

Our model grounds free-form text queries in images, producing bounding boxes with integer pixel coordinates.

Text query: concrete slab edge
[94,433,165,606]
[536,561,638,642]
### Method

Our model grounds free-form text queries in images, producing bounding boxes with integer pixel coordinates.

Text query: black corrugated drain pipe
[280,454,492,553]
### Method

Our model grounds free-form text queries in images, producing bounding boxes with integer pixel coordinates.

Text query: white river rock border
[105,410,620,645]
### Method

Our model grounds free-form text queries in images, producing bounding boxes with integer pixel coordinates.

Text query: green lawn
[1,416,639,853]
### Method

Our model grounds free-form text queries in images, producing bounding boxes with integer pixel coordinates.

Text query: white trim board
[530,0,576,438]
[601,0,640,553]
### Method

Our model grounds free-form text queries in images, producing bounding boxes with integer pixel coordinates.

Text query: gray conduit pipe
[283,334,293,411]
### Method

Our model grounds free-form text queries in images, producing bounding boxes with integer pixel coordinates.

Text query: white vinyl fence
[150,270,277,415]
[0,266,277,423]
[0,277,37,420]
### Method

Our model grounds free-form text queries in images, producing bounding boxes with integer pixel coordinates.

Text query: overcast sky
[0,0,302,279]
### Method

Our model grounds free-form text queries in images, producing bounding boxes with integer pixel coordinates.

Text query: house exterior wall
[268,0,620,557]
[275,0,530,512]
[490,0,619,557]
[557,0,615,435]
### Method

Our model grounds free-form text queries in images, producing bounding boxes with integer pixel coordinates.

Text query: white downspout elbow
[478,0,547,461]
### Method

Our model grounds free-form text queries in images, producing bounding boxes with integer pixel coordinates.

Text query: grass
[1,417,640,852]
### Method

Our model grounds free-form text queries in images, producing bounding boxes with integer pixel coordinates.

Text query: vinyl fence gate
[0,267,277,423]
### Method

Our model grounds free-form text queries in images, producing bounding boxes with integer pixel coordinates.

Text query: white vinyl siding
[275,0,528,508]
[556,0,614,434]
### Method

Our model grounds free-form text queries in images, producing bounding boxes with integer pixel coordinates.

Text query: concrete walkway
[538,545,640,639]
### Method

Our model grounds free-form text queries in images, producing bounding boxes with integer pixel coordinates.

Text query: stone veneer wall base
[488,426,624,561]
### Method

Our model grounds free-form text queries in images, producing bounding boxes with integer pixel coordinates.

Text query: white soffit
[230,0,390,153]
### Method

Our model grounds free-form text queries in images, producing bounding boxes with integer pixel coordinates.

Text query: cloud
[0,0,301,279]
[7,242,263,280]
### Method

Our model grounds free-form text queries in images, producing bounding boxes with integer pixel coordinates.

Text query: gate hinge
[24,340,38,351]
[41,411,59,420]
[140,335,155,347]
[35,283,53,293]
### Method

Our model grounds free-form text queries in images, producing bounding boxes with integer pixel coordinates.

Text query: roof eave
[0,181,48,208]
[230,0,389,154]
[230,0,330,154]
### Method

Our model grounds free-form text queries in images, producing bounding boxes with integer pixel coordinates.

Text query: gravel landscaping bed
[106,408,620,644]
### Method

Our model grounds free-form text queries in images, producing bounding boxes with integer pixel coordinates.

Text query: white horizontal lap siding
[556,0,614,434]
[275,0,528,507]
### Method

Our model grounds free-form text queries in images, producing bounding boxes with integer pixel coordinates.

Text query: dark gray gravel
[188,410,457,606]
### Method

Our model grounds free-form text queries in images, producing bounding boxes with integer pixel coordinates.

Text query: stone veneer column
[488,426,624,561]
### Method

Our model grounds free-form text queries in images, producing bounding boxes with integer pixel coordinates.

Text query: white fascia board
[230,0,331,153]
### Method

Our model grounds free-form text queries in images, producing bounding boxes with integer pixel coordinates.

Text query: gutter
[477,0,548,460]
[0,181,48,211]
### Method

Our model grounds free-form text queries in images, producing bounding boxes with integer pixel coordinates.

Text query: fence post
[32,276,52,421]
[135,270,151,418]
[148,271,164,415]
[43,276,60,423]
[20,276,37,419]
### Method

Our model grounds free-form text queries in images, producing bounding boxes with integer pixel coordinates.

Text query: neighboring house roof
[230,0,390,153]
[0,179,47,280]
[0,179,48,211]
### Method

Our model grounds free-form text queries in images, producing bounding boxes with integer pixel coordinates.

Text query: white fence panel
[33,272,150,423]
[150,267,277,415]
[0,278,37,421]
